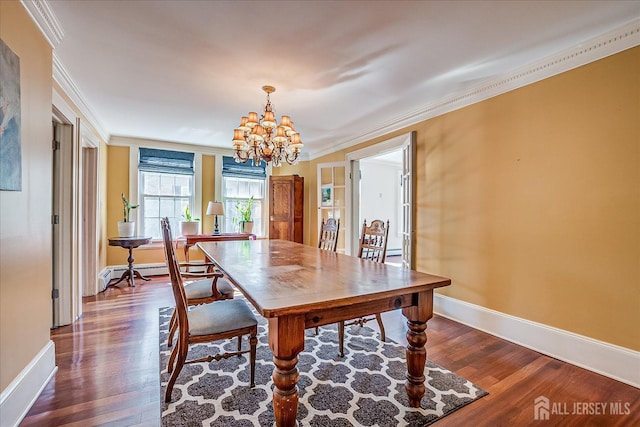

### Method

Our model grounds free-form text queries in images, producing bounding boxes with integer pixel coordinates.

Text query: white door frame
[346,132,416,266]
[400,132,417,269]
[81,122,100,296]
[316,161,349,253]
[51,117,75,327]
[52,88,92,325]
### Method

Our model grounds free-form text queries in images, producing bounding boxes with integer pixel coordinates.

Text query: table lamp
[206,201,224,234]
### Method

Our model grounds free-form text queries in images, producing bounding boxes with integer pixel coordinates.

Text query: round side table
[107,236,152,288]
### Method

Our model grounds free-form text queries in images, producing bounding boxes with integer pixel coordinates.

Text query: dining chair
[318,218,340,252]
[315,218,340,334]
[161,218,258,403]
[163,225,235,348]
[338,219,389,357]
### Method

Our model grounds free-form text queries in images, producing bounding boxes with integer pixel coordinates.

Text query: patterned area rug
[160,306,487,426]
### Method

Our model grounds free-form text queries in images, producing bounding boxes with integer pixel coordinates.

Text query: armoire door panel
[269,175,304,243]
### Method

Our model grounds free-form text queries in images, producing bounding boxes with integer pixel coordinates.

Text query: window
[138,148,195,239]
[221,156,266,236]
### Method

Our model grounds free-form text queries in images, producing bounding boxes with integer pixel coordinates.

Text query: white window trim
[216,156,271,238]
[129,144,203,240]
[221,175,267,236]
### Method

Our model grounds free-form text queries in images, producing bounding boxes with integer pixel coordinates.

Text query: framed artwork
[321,187,332,206]
[0,38,21,191]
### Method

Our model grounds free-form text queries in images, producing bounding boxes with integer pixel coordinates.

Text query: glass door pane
[317,162,348,254]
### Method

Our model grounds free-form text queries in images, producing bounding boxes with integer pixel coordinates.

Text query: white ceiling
[47,1,640,158]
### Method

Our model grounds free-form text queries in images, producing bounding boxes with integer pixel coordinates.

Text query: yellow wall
[416,47,639,350]
[0,1,53,390]
[284,47,639,351]
[201,154,216,236]
[106,145,131,264]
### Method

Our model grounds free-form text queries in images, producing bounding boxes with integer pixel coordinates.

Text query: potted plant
[179,204,200,236]
[118,193,138,237]
[234,196,254,234]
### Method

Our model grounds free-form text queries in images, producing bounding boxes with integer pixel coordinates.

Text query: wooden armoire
[269,175,304,243]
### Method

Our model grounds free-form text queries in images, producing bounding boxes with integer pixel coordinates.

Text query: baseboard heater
[97,268,112,291]
[386,248,402,257]
[97,263,169,290]
[111,262,169,278]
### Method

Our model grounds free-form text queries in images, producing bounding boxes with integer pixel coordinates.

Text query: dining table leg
[402,289,434,407]
[268,315,306,427]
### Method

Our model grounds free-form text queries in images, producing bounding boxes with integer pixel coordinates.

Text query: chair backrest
[318,218,340,252]
[357,219,389,263]
[161,218,190,335]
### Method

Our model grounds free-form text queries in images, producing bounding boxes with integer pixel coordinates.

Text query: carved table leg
[122,246,150,287]
[401,290,434,408]
[109,269,131,287]
[405,320,427,407]
[268,315,305,427]
[273,355,300,426]
[127,247,136,287]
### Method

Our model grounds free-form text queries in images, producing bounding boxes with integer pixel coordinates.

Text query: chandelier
[232,85,303,167]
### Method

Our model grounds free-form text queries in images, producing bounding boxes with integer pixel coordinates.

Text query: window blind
[138,148,194,175]
[222,156,266,178]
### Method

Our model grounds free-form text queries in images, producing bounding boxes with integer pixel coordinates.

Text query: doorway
[358,151,403,265]
[51,94,100,327]
[347,132,416,268]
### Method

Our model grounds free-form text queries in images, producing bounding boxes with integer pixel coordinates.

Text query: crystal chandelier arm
[234,147,250,163]
[283,150,300,165]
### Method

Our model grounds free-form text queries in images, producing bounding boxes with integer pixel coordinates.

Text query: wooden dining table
[197,239,451,427]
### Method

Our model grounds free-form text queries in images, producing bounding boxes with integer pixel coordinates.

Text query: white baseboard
[433,293,640,389]
[0,341,57,427]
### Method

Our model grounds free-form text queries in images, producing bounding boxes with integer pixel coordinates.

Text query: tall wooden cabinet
[269,175,304,243]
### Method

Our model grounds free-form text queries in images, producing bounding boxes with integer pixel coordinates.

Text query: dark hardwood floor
[22,276,639,426]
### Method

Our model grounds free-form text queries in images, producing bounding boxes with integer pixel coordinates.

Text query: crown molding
[109,135,237,156]
[22,0,110,143]
[53,53,110,142]
[308,18,640,161]
[20,0,63,48]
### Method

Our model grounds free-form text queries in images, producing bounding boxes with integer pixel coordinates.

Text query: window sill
[138,236,267,250]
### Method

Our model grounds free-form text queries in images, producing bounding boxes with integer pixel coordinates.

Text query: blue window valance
[222,156,266,179]
[139,148,194,175]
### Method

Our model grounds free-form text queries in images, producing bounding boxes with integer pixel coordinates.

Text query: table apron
[303,293,418,329]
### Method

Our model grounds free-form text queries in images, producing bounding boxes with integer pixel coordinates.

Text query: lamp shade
[206,201,224,216]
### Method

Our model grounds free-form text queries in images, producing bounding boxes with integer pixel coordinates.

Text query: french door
[400,134,416,269]
[317,162,349,253]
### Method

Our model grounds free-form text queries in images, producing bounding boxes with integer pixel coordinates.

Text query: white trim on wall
[434,293,640,389]
[0,341,57,427]
[110,135,236,156]
[19,0,63,48]
[52,55,109,142]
